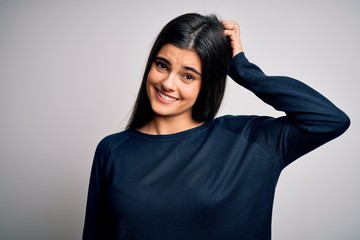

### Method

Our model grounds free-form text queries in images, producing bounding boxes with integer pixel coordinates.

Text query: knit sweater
[83,52,350,240]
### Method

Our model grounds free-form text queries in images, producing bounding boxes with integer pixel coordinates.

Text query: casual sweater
[83,52,350,240]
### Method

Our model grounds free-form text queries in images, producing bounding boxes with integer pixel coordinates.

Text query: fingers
[222,20,240,35]
[222,20,243,57]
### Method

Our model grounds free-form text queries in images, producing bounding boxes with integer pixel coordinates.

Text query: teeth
[158,91,177,102]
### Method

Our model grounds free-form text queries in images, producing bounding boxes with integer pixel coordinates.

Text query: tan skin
[222,20,243,57]
[139,44,203,135]
[138,21,243,135]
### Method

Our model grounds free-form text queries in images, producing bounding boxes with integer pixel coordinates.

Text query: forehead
[157,44,202,70]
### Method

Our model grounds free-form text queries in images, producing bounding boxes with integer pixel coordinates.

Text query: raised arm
[223,21,350,166]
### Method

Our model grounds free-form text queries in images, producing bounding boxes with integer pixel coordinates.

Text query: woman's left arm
[223,21,350,166]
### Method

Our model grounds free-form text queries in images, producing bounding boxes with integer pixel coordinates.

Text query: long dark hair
[126,13,232,130]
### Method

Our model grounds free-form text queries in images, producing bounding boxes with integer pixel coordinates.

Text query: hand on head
[222,20,243,57]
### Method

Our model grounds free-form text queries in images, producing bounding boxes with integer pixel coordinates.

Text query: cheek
[194,81,202,97]
[183,82,202,101]
[146,68,158,95]
[147,68,156,85]
[145,78,153,100]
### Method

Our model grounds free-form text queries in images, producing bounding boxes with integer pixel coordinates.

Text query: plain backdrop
[0,0,359,239]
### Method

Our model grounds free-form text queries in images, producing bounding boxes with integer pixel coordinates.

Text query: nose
[161,73,176,91]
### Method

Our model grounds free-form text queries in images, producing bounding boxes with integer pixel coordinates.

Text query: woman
[83,13,350,239]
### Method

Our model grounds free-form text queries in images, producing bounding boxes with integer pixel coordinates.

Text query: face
[146,44,202,121]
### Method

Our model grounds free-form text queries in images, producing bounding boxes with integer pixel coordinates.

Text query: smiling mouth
[156,89,178,102]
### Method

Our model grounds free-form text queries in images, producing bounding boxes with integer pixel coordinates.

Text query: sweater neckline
[128,121,210,141]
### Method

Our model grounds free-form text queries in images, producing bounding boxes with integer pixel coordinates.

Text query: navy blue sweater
[83,53,350,239]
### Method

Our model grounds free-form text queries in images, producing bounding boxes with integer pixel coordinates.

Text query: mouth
[156,89,179,103]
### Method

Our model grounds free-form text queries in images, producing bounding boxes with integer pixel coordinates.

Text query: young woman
[83,13,350,239]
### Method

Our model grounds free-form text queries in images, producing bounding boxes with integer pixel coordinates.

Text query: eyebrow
[155,56,202,76]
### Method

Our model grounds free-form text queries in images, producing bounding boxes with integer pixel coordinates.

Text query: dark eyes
[155,61,168,70]
[183,74,195,80]
[154,60,196,81]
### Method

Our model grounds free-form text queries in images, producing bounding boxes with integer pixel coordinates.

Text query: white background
[0,0,359,239]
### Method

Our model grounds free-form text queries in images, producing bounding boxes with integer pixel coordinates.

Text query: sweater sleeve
[83,139,114,240]
[227,52,350,167]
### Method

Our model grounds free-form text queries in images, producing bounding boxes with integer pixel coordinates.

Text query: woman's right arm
[83,141,112,239]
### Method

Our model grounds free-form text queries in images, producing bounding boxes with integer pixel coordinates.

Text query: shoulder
[213,114,287,137]
[95,130,132,156]
[214,115,260,133]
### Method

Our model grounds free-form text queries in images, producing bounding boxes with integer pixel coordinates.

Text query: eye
[155,60,168,70]
[182,74,196,81]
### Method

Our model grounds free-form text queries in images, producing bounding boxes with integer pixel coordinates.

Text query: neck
[137,115,203,135]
